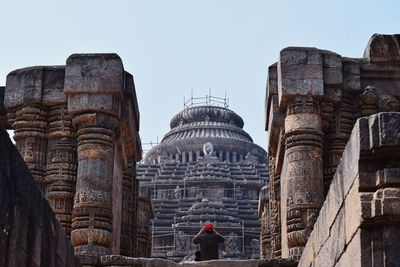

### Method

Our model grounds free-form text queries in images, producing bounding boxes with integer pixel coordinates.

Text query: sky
[1,0,399,151]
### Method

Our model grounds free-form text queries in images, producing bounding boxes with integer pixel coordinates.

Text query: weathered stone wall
[263,33,400,260]
[298,112,400,267]
[0,53,151,265]
[0,127,81,267]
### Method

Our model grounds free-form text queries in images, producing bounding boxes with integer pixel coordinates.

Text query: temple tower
[138,99,268,260]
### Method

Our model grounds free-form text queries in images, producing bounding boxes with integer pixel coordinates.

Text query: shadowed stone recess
[0,127,81,267]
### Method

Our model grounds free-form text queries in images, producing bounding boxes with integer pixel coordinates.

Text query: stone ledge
[95,256,298,267]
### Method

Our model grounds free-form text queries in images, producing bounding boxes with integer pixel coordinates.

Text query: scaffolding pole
[151,219,155,256]
[173,216,176,251]
[242,220,245,254]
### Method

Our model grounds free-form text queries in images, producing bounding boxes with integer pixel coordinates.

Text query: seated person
[192,223,225,261]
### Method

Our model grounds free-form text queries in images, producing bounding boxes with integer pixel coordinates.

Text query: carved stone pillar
[12,106,48,192]
[65,53,124,255]
[268,156,281,258]
[4,67,58,195]
[259,185,271,259]
[46,105,77,235]
[323,90,356,194]
[274,48,326,260]
[71,113,118,255]
[283,96,324,259]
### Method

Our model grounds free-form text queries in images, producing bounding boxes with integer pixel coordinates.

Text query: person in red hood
[192,223,225,261]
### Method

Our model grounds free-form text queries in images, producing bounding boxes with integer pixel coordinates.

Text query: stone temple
[137,102,268,260]
[1,33,400,267]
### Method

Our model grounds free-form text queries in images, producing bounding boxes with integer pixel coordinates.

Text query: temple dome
[145,105,267,164]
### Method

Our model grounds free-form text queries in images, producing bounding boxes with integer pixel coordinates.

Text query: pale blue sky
[1,0,399,150]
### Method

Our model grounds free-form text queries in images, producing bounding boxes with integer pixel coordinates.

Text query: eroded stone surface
[0,53,150,265]
[297,112,400,267]
[263,33,400,262]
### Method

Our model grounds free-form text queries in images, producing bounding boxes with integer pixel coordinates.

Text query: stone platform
[96,255,297,267]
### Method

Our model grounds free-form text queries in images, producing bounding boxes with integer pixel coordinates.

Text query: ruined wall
[0,127,81,267]
[299,112,400,267]
[263,34,400,260]
[1,53,150,264]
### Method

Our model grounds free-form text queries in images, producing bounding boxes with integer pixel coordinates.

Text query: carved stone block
[65,53,124,116]
[264,34,400,262]
[278,48,324,109]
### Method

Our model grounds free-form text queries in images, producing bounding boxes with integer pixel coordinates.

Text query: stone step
[97,255,298,267]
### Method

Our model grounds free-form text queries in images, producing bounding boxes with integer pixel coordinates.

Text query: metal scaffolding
[184,90,229,109]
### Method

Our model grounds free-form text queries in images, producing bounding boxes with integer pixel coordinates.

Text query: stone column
[322,89,356,194]
[232,152,237,163]
[218,151,223,161]
[46,105,77,236]
[268,156,282,259]
[5,67,56,195]
[71,113,118,255]
[5,66,77,235]
[65,54,124,255]
[11,105,48,192]
[277,48,325,260]
[283,96,324,259]
[182,151,187,163]
[259,185,271,259]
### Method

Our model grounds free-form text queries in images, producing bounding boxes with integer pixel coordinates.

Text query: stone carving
[1,54,149,261]
[174,185,182,200]
[23,136,35,162]
[284,96,324,259]
[360,85,400,117]
[175,231,187,252]
[360,85,378,116]
[263,34,400,262]
[235,186,243,200]
[299,112,400,266]
[203,142,214,156]
[226,233,239,254]
[245,152,259,164]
